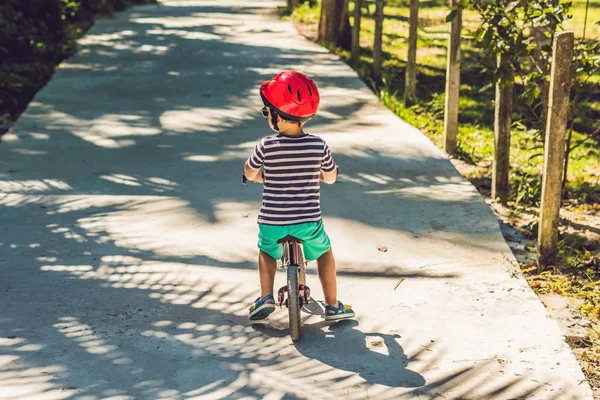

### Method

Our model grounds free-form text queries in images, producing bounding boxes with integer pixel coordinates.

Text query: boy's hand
[320,168,338,184]
[252,173,264,183]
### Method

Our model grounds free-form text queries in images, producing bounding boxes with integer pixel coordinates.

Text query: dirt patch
[540,293,599,397]
[451,159,600,394]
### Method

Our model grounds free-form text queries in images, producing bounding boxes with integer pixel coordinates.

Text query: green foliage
[468,0,571,96]
[291,1,321,24]
[512,169,543,207]
[0,0,155,122]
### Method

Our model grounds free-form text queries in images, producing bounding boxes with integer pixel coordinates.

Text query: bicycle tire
[287,265,302,341]
[298,247,306,286]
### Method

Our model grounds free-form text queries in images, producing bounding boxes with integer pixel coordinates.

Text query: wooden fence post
[351,0,362,66]
[373,0,385,81]
[404,0,419,106]
[537,32,575,272]
[443,0,462,154]
[492,54,514,206]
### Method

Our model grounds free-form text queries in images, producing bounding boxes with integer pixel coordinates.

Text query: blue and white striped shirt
[247,133,337,225]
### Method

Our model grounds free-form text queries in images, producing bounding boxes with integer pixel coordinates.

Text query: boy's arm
[244,161,263,183]
[245,140,265,183]
[321,141,338,184]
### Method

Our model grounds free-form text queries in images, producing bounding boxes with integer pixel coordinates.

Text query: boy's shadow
[254,318,425,388]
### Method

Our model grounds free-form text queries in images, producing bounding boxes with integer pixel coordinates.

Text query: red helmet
[260,71,320,121]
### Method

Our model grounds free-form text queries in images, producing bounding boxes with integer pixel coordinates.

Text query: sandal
[249,294,276,321]
[324,301,355,321]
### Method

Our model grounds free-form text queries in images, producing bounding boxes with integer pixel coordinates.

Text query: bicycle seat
[277,235,304,244]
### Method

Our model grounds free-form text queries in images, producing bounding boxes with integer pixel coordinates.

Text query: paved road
[0,1,593,399]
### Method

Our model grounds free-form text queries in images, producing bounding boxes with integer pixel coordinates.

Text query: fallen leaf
[242,212,250,218]
[61,386,77,392]
[377,245,388,252]
[393,278,405,290]
[371,341,384,347]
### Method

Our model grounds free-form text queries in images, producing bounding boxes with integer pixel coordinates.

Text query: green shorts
[258,220,331,261]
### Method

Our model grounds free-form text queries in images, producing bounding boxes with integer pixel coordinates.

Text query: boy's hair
[269,108,302,131]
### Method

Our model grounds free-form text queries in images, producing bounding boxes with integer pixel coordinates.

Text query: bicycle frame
[279,240,307,286]
[278,239,310,341]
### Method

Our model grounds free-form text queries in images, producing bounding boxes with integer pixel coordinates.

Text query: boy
[244,71,355,322]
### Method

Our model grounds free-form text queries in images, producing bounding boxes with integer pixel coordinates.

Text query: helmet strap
[270,109,279,132]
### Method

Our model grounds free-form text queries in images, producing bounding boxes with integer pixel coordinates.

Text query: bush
[0,0,155,126]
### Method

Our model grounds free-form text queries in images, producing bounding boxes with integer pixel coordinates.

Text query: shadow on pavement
[0,1,587,399]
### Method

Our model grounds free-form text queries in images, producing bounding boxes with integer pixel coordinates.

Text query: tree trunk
[319,0,352,49]
[337,0,352,50]
[373,0,385,81]
[532,26,552,129]
[351,0,362,66]
[530,0,560,129]
[492,55,514,206]
[562,128,573,194]
[404,0,419,106]
[443,0,462,154]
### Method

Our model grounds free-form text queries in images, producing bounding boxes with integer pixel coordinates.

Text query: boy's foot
[324,301,355,321]
[249,294,276,321]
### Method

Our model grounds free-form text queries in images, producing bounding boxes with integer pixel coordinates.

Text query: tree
[443,0,462,154]
[493,54,514,205]
[467,0,570,205]
[404,0,419,106]
[351,0,362,66]
[319,0,352,49]
[373,0,385,81]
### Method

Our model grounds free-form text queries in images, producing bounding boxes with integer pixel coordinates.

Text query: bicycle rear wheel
[287,265,301,341]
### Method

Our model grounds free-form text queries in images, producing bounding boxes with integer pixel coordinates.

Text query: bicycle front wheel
[287,265,301,341]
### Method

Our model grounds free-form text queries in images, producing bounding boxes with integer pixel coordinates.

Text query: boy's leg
[317,248,355,320]
[249,250,277,320]
[316,248,338,311]
[258,250,277,300]
[257,224,284,300]
[292,221,354,319]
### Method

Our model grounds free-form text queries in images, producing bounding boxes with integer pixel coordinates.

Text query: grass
[295,0,600,204]
[291,0,600,391]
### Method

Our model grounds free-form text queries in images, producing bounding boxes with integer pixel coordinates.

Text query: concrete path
[0,1,593,399]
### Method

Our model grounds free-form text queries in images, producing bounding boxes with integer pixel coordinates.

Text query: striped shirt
[247,133,337,225]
